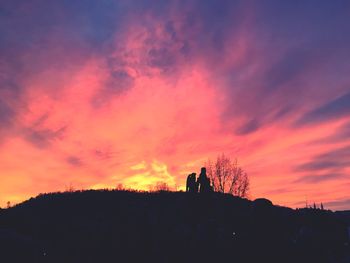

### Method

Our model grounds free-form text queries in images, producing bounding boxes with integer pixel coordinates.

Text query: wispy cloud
[325,198,350,211]
[294,173,345,184]
[295,92,350,127]
[295,146,350,172]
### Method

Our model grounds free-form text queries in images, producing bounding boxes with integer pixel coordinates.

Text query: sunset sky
[1,0,350,210]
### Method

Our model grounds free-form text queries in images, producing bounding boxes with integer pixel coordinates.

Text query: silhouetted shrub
[205,154,250,197]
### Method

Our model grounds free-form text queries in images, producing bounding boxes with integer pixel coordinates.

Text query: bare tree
[205,154,249,198]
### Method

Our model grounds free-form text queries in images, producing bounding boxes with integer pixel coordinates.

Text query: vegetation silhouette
[0,189,349,263]
[206,153,249,197]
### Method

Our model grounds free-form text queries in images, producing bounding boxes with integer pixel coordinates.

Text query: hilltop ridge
[0,190,349,263]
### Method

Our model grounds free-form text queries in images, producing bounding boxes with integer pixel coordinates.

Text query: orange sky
[1,1,350,210]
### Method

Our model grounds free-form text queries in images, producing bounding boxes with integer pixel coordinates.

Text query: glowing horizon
[1,1,350,210]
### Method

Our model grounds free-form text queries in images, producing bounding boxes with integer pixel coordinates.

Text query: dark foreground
[0,190,349,263]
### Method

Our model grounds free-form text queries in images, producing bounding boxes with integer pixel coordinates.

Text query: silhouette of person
[191,173,198,193]
[198,167,211,193]
[186,174,192,192]
[194,176,199,193]
[186,173,197,192]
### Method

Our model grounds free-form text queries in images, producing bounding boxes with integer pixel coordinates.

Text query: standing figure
[186,173,192,192]
[194,176,199,193]
[186,173,197,192]
[198,167,212,193]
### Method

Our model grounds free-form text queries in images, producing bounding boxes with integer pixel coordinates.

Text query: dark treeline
[0,190,349,263]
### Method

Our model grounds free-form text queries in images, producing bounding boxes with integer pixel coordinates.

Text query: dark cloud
[110,70,134,88]
[294,173,344,184]
[217,1,350,133]
[66,156,83,167]
[148,47,177,71]
[296,161,348,172]
[235,118,260,135]
[295,145,350,172]
[255,1,350,41]
[0,100,15,127]
[273,106,293,120]
[91,66,135,107]
[312,121,350,144]
[295,92,350,127]
[93,149,113,160]
[262,49,311,93]
[316,145,350,161]
[331,122,350,141]
[265,187,296,195]
[0,64,26,137]
[0,0,123,50]
[24,126,66,149]
[324,199,350,211]
[0,100,16,144]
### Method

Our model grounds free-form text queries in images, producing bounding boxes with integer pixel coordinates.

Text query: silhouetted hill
[0,190,349,263]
